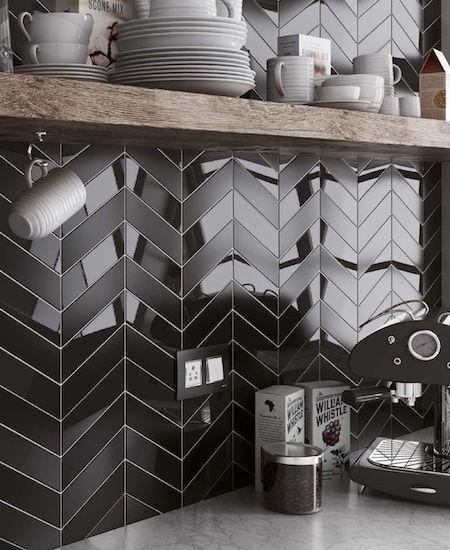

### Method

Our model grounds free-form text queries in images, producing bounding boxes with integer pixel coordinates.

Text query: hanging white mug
[9,161,87,240]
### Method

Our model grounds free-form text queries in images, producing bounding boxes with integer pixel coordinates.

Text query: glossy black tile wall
[0,1,442,549]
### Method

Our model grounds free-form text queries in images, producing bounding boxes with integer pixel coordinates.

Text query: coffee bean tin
[262,442,323,515]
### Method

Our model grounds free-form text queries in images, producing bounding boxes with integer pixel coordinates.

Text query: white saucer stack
[15,63,108,82]
[110,16,255,97]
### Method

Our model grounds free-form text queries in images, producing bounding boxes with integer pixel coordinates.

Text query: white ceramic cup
[27,43,89,65]
[9,163,87,241]
[315,85,360,103]
[217,0,242,20]
[267,56,314,104]
[150,0,217,18]
[18,11,93,45]
[379,94,400,116]
[353,54,402,87]
[399,95,421,118]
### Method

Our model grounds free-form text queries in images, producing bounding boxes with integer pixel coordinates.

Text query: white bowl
[315,85,360,102]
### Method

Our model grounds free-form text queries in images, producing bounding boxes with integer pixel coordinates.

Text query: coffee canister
[262,442,323,515]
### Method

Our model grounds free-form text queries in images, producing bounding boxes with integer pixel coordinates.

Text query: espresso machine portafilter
[343,300,450,504]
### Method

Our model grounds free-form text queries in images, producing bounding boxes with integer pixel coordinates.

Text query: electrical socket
[185,360,202,388]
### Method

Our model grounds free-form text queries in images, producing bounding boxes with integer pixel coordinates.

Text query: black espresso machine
[343,300,450,504]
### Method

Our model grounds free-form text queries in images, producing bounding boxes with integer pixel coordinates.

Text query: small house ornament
[420,48,450,121]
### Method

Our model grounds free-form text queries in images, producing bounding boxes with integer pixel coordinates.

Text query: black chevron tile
[88,496,124,539]
[0,387,59,454]
[126,157,181,230]
[62,294,124,381]
[234,343,277,388]
[233,158,278,226]
[62,157,125,236]
[62,430,124,524]
[204,466,233,500]
[125,495,159,524]
[63,396,124,488]
[127,360,180,425]
[63,328,124,417]
[234,283,277,343]
[62,225,125,308]
[0,501,60,550]
[199,311,232,347]
[127,148,182,199]
[183,283,233,349]
[127,190,181,264]
[0,425,60,491]
[127,394,181,457]
[62,465,124,546]
[127,428,181,490]
[126,224,181,296]
[126,462,181,514]
[233,463,254,491]
[0,234,60,308]
[233,403,254,445]
[62,259,124,345]
[0,463,59,526]
[182,151,233,199]
[62,362,123,453]
[183,405,232,486]
[0,273,60,346]
[234,221,278,286]
[127,258,181,329]
[234,313,277,371]
[183,377,232,456]
[234,433,255,475]
[182,161,233,231]
[234,254,278,314]
[62,145,124,185]
[233,372,257,415]
[183,223,233,295]
[0,348,59,418]
[126,325,176,388]
[183,192,233,263]
[62,190,125,272]
[183,435,232,506]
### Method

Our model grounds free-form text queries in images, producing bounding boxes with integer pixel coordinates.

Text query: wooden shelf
[1,73,450,160]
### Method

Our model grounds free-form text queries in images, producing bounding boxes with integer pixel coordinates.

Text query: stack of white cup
[18,11,93,65]
[353,53,402,116]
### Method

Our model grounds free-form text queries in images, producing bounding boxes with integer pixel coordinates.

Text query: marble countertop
[65,477,450,550]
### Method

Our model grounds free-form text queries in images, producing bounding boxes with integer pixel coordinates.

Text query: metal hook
[27,132,47,161]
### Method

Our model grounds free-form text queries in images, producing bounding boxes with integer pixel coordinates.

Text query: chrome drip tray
[368,439,450,474]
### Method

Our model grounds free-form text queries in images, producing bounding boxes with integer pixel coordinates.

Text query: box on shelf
[278,34,331,76]
[297,381,350,483]
[255,385,304,492]
[55,0,133,66]
[420,48,450,121]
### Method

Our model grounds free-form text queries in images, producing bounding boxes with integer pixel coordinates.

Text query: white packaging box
[297,381,350,483]
[278,34,331,76]
[55,0,133,66]
[255,385,304,492]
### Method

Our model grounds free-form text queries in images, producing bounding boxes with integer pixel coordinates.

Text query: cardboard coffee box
[255,385,304,492]
[55,0,133,66]
[420,48,450,120]
[278,34,331,76]
[297,381,350,483]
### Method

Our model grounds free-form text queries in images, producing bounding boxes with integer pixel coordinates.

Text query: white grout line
[124,492,162,516]
[127,459,181,493]
[0,345,59,384]
[0,231,60,274]
[0,385,60,422]
[0,537,27,550]
[127,393,182,429]
[0,423,60,457]
[0,461,59,494]
[126,426,181,461]
[0,306,59,349]
[85,493,124,540]
[0,499,59,530]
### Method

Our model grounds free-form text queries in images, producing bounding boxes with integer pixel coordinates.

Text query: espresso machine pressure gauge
[408,330,441,361]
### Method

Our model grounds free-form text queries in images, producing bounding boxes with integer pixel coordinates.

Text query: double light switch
[184,357,224,388]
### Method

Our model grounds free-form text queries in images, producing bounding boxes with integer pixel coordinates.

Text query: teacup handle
[18,12,33,43]
[25,159,48,189]
[218,0,237,19]
[393,64,402,85]
[28,44,40,65]
[274,61,285,97]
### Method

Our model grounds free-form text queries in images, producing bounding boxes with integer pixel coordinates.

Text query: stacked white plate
[111,17,255,97]
[15,64,108,82]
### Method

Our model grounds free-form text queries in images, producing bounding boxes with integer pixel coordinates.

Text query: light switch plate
[176,344,230,401]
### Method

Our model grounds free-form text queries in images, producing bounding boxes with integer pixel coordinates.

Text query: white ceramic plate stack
[317,74,385,112]
[14,63,108,82]
[110,17,255,97]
